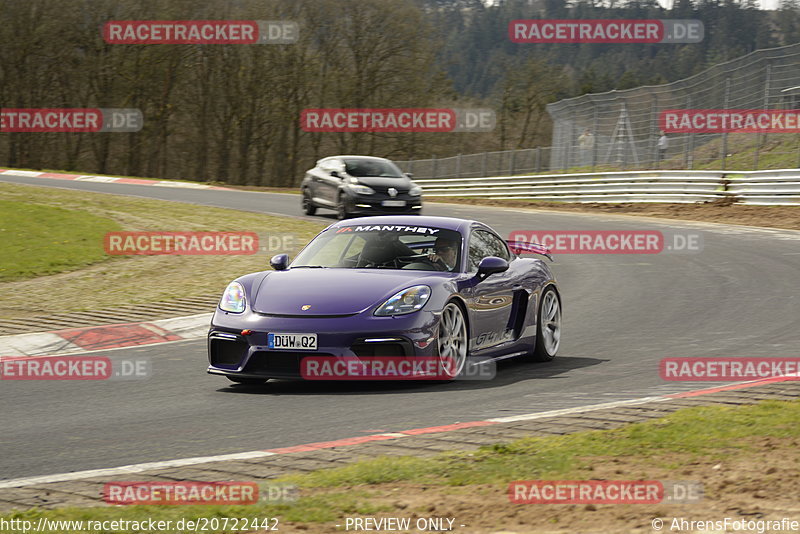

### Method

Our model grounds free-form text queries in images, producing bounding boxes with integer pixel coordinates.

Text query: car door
[318,158,345,205]
[464,228,517,353]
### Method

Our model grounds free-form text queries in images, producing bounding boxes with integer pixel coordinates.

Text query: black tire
[226,376,268,385]
[531,286,561,362]
[336,194,350,220]
[302,191,317,215]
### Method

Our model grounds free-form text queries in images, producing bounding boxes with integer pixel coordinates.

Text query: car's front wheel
[302,190,317,215]
[531,286,561,362]
[437,301,468,378]
[336,194,350,220]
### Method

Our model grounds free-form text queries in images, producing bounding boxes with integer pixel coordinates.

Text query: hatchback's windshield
[343,158,404,178]
[292,225,461,272]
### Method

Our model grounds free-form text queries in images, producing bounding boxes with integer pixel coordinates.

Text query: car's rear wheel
[336,194,350,220]
[437,301,468,378]
[226,376,268,385]
[302,191,317,215]
[531,286,561,362]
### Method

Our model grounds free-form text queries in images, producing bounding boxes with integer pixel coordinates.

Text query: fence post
[651,94,659,169]
[481,151,488,177]
[755,63,771,171]
[509,150,516,176]
[591,105,598,171]
[535,147,541,173]
[431,156,437,180]
[721,77,730,170]
[455,154,462,178]
[684,96,693,169]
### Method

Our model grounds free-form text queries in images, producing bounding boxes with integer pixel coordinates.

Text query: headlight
[350,184,375,195]
[374,285,431,316]
[219,281,246,313]
[409,184,422,196]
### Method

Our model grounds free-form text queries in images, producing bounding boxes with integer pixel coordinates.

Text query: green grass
[4,400,797,532]
[284,400,800,488]
[0,183,326,318]
[0,200,122,281]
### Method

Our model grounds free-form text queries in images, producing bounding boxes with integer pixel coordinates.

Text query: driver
[427,236,458,271]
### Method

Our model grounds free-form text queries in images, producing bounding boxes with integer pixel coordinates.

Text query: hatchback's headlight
[374,285,431,316]
[350,183,375,195]
[409,184,422,196]
[219,281,246,313]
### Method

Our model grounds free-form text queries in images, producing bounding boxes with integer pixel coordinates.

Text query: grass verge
[0,183,326,318]
[2,399,798,533]
[0,200,122,282]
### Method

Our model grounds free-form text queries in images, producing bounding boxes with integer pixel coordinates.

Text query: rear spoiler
[506,240,553,261]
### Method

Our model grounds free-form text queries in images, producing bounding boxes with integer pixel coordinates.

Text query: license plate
[267,333,317,350]
[381,200,406,207]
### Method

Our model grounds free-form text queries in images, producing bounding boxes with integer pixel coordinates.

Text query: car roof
[325,155,392,162]
[328,215,479,234]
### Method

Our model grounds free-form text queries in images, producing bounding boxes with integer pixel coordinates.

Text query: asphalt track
[1,174,799,480]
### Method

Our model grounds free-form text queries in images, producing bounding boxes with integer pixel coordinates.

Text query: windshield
[343,158,404,178]
[292,225,462,272]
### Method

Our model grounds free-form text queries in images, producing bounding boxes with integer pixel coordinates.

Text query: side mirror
[330,170,341,178]
[476,256,508,280]
[270,253,289,271]
[405,172,414,178]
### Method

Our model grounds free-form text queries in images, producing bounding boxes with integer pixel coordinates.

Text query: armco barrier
[414,169,800,205]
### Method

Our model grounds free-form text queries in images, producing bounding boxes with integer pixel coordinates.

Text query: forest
[1,0,799,185]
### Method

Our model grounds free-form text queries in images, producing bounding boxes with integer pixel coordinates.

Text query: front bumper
[207,308,439,379]
[345,193,422,215]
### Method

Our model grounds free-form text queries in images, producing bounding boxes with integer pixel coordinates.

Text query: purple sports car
[207,215,561,384]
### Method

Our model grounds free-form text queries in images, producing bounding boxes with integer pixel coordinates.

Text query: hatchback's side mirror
[270,253,289,271]
[405,172,414,178]
[476,256,509,280]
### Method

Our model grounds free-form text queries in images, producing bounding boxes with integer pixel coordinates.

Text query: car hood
[351,176,410,190]
[251,268,442,316]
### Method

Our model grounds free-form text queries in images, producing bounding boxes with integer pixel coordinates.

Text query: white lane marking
[0,396,672,489]
[0,451,274,489]
[75,176,119,182]
[0,333,80,357]
[0,314,212,358]
[0,170,43,177]
[486,396,668,423]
